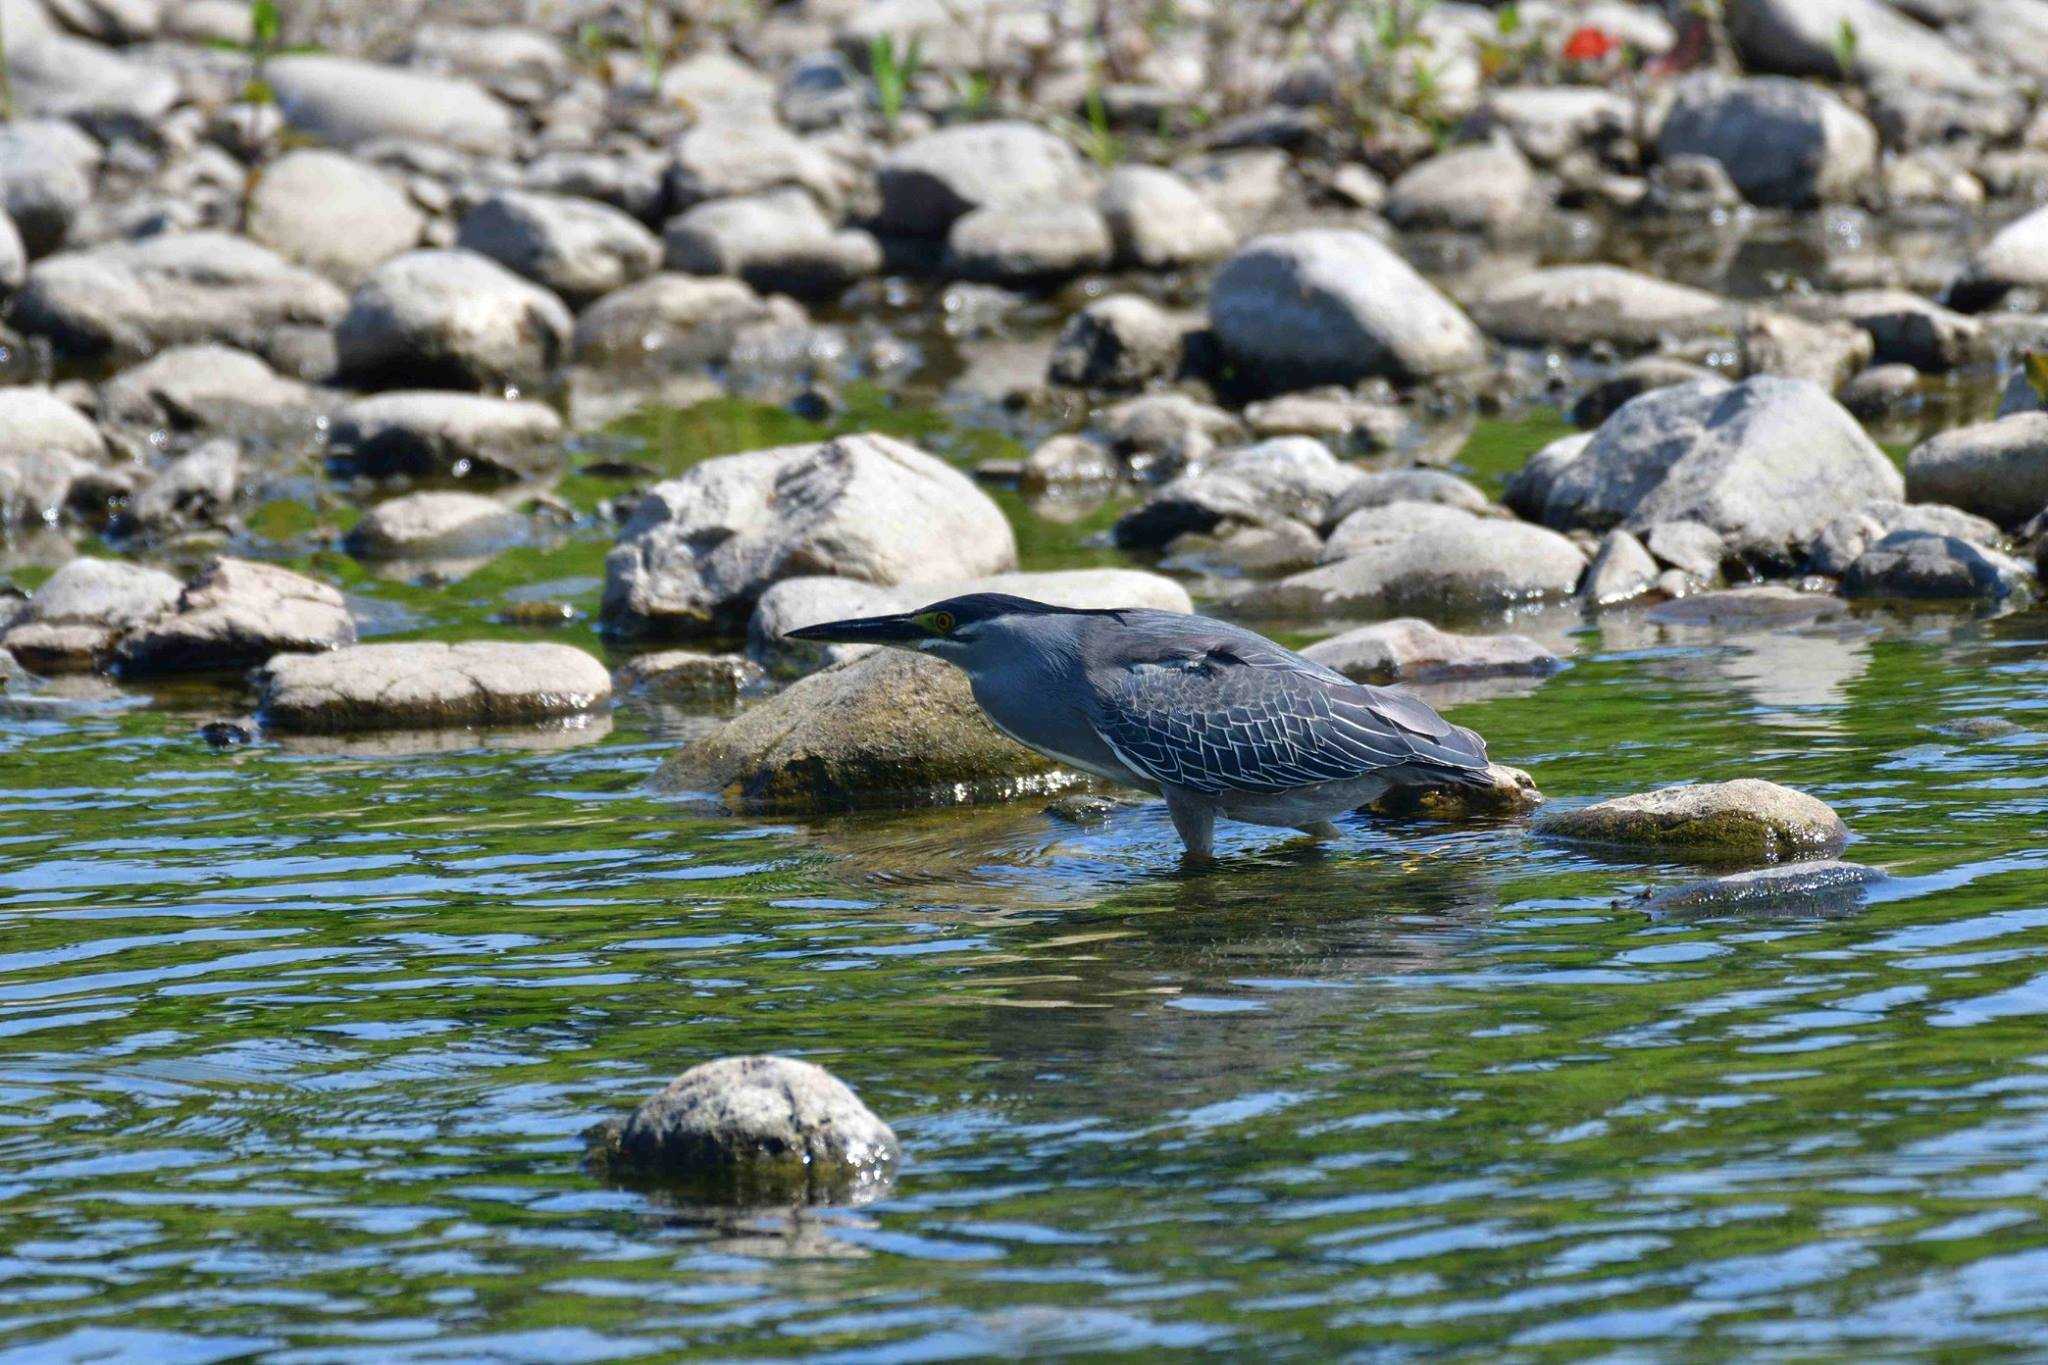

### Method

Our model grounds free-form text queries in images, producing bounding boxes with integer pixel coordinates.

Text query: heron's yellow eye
[917,610,956,635]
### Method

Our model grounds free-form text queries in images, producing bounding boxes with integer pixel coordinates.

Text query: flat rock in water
[2,558,181,672]
[1302,618,1562,683]
[326,392,563,481]
[603,433,1017,638]
[657,649,1067,812]
[585,1055,898,1204]
[1843,530,2032,601]
[256,641,611,733]
[345,492,526,561]
[1536,779,1849,862]
[1646,586,1847,627]
[1631,860,1885,917]
[751,567,1193,676]
[1469,265,1730,349]
[116,558,354,675]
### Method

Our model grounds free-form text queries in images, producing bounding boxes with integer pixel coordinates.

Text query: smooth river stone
[256,641,610,732]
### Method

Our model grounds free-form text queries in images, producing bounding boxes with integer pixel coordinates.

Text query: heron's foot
[1295,821,1344,842]
[1163,787,1217,861]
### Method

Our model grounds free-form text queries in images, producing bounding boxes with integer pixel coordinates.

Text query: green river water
[3,405,2048,1360]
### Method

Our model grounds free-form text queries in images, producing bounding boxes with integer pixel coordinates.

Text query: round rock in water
[586,1055,899,1204]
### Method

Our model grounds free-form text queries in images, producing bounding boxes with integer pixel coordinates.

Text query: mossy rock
[1536,779,1847,862]
[655,649,1073,812]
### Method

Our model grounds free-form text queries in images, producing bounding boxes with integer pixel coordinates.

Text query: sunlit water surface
[3,407,2048,1359]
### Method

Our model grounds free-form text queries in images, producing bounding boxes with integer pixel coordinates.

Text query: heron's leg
[1295,821,1343,841]
[1163,787,1216,861]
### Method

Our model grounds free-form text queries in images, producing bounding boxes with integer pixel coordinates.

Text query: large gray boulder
[1301,618,1562,682]
[1469,266,1729,349]
[752,568,1193,676]
[336,250,574,391]
[267,54,517,155]
[246,150,424,286]
[457,191,662,308]
[326,392,562,481]
[1536,779,1849,862]
[875,121,1088,236]
[603,433,1018,637]
[0,388,107,522]
[663,188,881,299]
[256,641,610,732]
[1905,414,2048,527]
[585,1055,898,1204]
[1,557,181,672]
[1530,376,1904,563]
[13,233,347,365]
[1226,505,1588,617]
[115,558,354,675]
[657,648,1060,810]
[1210,230,1486,387]
[1112,437,1363,549]
[1726,0,1986,92]
[1655,76,1878,209]
[0,119,97,258]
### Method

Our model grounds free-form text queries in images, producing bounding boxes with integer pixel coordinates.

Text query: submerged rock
[1536,779,1849,862]
[1631,860,1885,917]
[256,641,611,732]
[1300,618,1562,683]
[585,1055,898,1204]
[658,648,1067,811]
[1646,585,1846,627]
[603,433,1017,638]
[116,558,354,675]
[1209,229,1487,388]
[1,558,181,672]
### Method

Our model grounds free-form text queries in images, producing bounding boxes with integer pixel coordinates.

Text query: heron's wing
[1083,639,1489,797]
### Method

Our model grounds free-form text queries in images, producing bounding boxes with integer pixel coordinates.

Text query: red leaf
[1563,24,1617,62]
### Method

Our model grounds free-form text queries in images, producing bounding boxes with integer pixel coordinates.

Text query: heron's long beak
[783,612,929,644]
